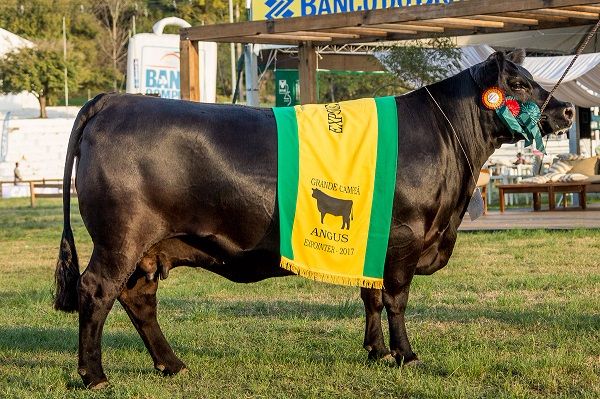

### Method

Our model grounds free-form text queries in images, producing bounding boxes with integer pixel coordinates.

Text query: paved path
[460,204,600,231]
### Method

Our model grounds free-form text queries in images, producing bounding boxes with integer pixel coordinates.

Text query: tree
[93,0,136,91]
[0,47,80,118]
[0,1,105,101]
[379,37,461,91]
[0,0,246,99]
[318,71,407,103]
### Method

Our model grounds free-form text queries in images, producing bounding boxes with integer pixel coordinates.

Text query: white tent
[456,25,600,55]
[458,45,600,107]
[0,27,33,57]
[0,28,38,112]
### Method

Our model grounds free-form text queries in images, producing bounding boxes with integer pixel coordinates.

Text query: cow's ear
[506,49,526,65]
[470,51,505,89]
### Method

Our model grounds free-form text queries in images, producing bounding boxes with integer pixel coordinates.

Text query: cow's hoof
[398,354,422,368]
[367,347,393,362]
[404,358,423,367]
[79,368,109,390]
[155,361,188,376]
[89,380,110,390]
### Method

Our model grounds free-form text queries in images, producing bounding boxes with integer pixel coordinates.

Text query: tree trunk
[38,95,47,119]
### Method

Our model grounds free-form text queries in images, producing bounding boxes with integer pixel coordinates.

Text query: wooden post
[548,186,556,211]
[180,38,200,102]
[533,192,541,211]
[298,41,317,104]
[29,181,36,208]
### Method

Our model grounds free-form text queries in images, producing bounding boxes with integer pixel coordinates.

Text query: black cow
[311,188,354,229]
[54,50,573,389]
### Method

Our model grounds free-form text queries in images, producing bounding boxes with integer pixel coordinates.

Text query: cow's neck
[422,71,501,191]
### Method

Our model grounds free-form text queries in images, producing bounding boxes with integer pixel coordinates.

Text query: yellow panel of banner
[252,0,458,21]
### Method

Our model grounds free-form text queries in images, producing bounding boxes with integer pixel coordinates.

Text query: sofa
[521,155,600,192]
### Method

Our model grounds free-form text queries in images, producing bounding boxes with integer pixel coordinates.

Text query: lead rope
[425,87,479,189]
[536,19,600,174]
[539,20,600,114]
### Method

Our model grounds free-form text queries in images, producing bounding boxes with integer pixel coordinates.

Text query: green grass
[0,198,598,398]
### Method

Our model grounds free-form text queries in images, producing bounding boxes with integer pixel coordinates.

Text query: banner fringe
[280,258,384,289]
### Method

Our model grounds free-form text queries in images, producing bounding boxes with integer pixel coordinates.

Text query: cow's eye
[511,82,527,91]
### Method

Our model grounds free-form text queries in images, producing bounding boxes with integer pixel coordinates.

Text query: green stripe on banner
[274,106,299,259]
[363,96,398,278]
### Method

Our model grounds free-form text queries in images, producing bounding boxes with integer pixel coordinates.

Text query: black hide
[54,51,574,388]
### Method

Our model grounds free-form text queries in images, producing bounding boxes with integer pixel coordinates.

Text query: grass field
[0,198,598,398]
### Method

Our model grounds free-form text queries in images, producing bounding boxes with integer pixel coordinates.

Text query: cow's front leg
[383,223,422,366]
[383,282,418,365]
[360,288,392,361]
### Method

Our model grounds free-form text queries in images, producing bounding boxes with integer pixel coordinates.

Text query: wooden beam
[535,8,599,19]
[180,39,199,102]
[210,33,331,44]
[298,41,317,105]
[566,5,600,13]
[424,17,505,29]
[181,0,600,42]
[387,24,445,33]
[212,36,299,45]
[286,30,359,39]
[255,33,332,42]
[503,12,570,23]
[469,15,539,26]
[323,27,390,37]
[364,25,418,34]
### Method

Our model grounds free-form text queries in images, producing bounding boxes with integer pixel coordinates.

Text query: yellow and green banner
[274,97,398,288]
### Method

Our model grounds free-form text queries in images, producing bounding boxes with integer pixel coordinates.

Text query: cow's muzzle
[540,102,574,136]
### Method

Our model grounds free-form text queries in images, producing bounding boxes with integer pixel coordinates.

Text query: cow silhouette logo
[311,188,354,230]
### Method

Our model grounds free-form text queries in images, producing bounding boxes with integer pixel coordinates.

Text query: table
[498,182,588,212]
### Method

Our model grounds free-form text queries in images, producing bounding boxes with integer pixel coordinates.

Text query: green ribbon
[495,99,545,154]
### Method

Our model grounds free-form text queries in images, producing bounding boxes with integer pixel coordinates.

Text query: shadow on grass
[0,325,160,390]
[407,303,599,332]
[0,325,141,354]
[159,296,598,332]
[160,297,364,320]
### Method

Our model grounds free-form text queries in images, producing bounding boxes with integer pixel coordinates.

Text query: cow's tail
[54,93,110,312]
[351,203,354,221]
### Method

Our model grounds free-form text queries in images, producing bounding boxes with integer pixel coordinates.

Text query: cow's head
[470,49,574,144]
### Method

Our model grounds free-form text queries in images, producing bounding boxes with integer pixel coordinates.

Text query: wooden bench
[498,182,588,212]
[0,179,76,207]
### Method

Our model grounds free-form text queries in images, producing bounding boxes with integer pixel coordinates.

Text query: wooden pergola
[180,0,600,104]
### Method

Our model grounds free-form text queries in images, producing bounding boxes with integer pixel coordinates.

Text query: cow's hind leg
[78,238,154,389]
[360,288,392,361]
[118,268,187,375]
[77,246,139,389]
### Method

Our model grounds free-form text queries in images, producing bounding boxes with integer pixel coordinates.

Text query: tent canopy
[458,45,600,107]
[180,0,600,104]
[456,25,600,55]
[0,28,33,57]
